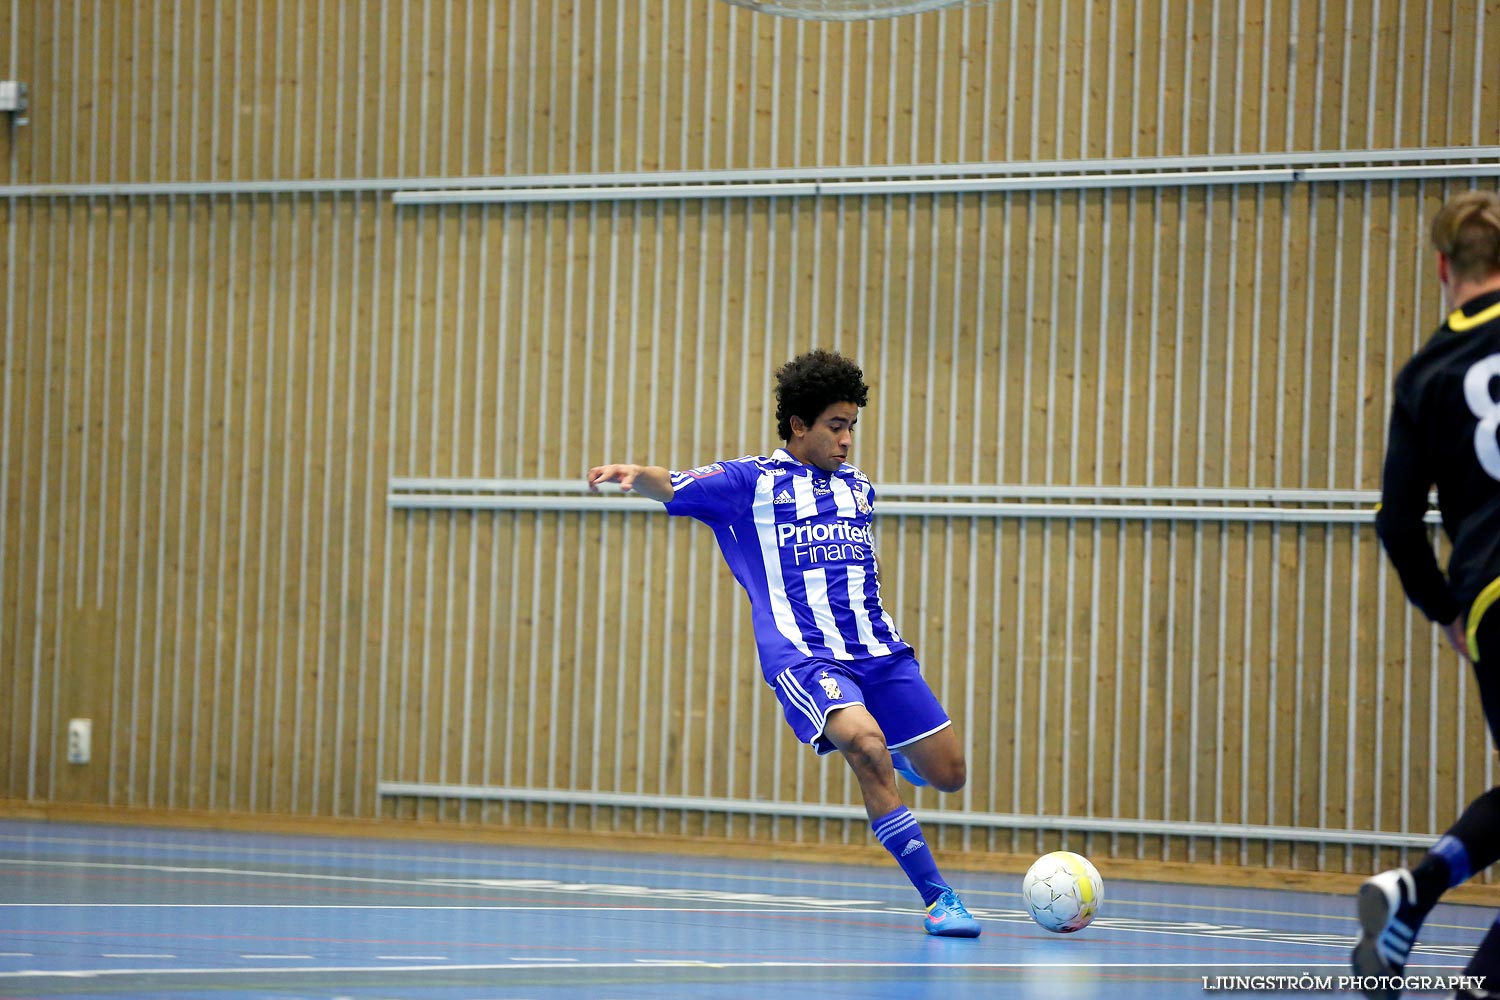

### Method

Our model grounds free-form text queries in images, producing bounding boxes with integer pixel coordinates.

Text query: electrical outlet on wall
[66,719,91,764]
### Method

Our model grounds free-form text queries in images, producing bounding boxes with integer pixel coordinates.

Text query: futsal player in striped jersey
[1356,190,1500,998]
[586,349,980,937]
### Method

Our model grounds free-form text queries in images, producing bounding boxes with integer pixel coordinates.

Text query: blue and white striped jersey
[664,448,908,675]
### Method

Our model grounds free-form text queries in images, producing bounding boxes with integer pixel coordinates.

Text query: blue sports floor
[0,819,1490,999]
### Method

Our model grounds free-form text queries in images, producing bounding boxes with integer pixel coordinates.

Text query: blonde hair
[1431,190,1500,283]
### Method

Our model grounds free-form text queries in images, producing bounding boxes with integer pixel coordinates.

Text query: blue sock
[871,806,947,906]
[1413,834,1475,913]
[1432,834,1474,886]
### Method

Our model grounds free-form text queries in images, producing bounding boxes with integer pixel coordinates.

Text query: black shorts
[1467,578,1500,747]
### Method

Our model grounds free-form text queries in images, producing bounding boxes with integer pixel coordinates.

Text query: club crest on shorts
[818,670,843,700]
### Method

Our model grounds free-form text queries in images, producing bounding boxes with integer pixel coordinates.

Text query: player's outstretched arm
[585,463,675,503]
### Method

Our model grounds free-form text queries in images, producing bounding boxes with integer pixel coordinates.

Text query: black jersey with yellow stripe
[1376,288,1500,625]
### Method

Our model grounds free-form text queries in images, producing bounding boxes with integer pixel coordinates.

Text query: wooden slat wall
[8,1,1500,183]
[3,0,1500,873]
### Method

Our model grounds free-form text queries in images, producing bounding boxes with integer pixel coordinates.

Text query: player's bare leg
[892,725,966,793]
[823,704,900,817]
[824,704,980,938]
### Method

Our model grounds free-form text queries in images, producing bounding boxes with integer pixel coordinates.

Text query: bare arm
[585,463,675,503]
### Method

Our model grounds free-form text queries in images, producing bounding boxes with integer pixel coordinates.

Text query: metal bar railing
[376,781,1444,850]
[390,475,1388,504]
[386,477,1440,524]
[5,146,1496,200]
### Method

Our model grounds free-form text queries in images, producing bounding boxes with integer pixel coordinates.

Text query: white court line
[0,838,881,895]
[0,952,34,957]
[0,904,880,913]
[5,851,1457,934]
[0,901,1479,959]
[0,858,1480,958]
[0,859,876,910]
[3,831,1483,928]
[0,858,475,893]
[0,960,1469,980]
[0,899,1476,959]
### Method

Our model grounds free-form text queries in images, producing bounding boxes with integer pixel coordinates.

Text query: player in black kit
[1353,189,1500,1000]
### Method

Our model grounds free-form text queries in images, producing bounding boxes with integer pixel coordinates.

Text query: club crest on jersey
[685,464,724,479]
[854,491,872,516]
[818,671,843,700]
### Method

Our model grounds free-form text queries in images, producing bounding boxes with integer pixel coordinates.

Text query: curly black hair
[773,349,870,441]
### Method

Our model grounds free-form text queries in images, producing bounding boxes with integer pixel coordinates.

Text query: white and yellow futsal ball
[1022,851,1104,933]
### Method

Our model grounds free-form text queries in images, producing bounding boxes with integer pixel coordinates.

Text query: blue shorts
[767,650,951,756]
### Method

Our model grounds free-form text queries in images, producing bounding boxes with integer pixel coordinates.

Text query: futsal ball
[1022,851,1104,933]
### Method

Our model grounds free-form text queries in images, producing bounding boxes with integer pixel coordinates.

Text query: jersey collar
[1449,289,1500,333]
[771,448,803,466]
[771,448,852,476]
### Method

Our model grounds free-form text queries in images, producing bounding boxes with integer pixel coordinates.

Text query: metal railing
[388,476,1439,525]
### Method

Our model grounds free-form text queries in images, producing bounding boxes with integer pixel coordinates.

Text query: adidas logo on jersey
[901,838,925,857]
[773,490,796,505]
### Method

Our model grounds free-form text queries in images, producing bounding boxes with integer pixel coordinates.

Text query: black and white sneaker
[1352,869,1423,999]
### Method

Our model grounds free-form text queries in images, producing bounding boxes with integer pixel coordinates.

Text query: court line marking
[0,904,1477,961]
[8,829,1472,925]
[1,859,1485,960]
[0,859,872,910]
[0,858,1396,930]
[0,960,1470,980]
[0,903,888,911]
